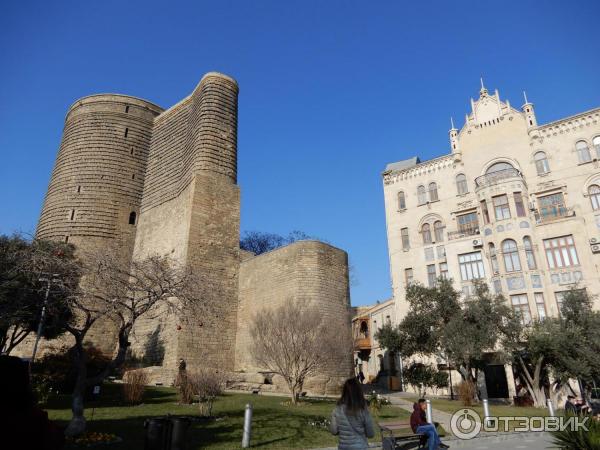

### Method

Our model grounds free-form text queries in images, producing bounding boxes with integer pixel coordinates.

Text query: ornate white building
[382,82,600,398]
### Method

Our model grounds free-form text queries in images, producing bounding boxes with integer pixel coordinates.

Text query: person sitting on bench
[410,399,449,450]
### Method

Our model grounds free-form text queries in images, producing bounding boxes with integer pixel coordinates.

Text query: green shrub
[550,415,600,449]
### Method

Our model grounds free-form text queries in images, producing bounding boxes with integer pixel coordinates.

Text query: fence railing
[475,168,522,188]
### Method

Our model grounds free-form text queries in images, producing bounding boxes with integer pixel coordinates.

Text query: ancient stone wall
[235,240,354,394]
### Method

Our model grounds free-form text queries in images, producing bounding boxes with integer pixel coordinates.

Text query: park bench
[378,420,426,450]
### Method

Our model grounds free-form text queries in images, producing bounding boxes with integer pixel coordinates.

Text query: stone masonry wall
[235,241,354,394]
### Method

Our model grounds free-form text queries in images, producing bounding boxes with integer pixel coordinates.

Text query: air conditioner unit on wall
[472,238,483,248]
[591,244,600,254]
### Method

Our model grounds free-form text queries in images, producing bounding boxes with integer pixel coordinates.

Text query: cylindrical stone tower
[37,94,163,260]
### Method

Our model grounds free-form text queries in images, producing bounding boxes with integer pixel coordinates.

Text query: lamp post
[31,274,60,365]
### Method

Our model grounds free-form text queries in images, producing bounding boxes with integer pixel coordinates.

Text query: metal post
[399,356,404,392]
[482,399,491,426]
[446,357,454,400]
[547,399,555,417]
[242,403,253,448]
[425,399,433,423]
[31,277,53,364]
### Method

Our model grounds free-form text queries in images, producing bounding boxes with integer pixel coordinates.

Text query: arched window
[359,320,368,337]
[434,221,444,242]
[489,243,499,273]
[398,191,406,210]
[428,182,439,202]
[417,185,427,205]
[534,151,550,175]
[456,174,468,194]
[576,140,591,163]
[502,239,521,272]
[486,162,514,174]
[128,211,137,225]
[421,223,432,244]
[523,236,537,270]
[594,136,600,159]
[589,184,600,210]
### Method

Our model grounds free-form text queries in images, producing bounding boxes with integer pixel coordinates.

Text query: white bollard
[242,403,253,448]
[547,398,555,417]
[482,399,491,426]
[425,399,433,423]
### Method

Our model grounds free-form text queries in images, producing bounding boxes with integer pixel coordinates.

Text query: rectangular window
[538,193,566,220]
[398,191,406,210]
[493,194,511,220]
[481,200,490,224]
[457,212,479,234]
[514,192,526,217]
[458,251,485,281]
[436,245,446,259]
[493,279,502,294]
[543,235,579,268]
[401,228,410,250]
[404,268,413,286]
[439,262,448,279]
[427,264,437,287]
[511,294,532,325]
[424,247,435,261]
[534,293,547,320]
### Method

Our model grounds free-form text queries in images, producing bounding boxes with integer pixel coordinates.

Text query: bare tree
[64,250,204,436]
[250,300,350,404]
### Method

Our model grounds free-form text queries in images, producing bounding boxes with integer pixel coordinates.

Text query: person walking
[329,377,375,450]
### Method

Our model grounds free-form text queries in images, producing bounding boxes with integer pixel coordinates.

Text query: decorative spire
[479,77,488,96]
[523,90,530,105]
[450,117,456,130]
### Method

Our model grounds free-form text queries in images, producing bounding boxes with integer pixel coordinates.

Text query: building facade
[351,299,401,389]
[383,82,600,397]
[32,72,353,394]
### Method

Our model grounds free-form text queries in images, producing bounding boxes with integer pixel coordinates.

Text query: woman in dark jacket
[329,377,375,450]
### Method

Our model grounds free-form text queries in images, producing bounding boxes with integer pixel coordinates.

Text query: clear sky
[1,0,600,306]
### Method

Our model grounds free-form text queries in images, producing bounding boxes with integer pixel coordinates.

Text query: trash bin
[170,417,192,450]
[144,417,171,450]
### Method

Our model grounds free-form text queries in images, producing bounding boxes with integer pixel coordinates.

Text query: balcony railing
[448,228,480,241]
[475,168,522,188]
[535,206,575,224]
[354,337,371,350]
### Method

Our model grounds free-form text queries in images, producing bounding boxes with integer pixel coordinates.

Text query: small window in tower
[65,236,69,243]
[130,147,134,155]
[125,105,130,113]
[132,173,136,180]
[529,120,533,126]
[124,128,129,138]
[77,186,81,193]
[70,209,75,221]
[129,211,137,225]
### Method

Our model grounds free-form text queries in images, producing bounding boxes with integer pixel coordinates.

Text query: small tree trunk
[66,337,87,437]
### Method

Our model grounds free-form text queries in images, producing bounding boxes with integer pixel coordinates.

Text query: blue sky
[1,1,600,306]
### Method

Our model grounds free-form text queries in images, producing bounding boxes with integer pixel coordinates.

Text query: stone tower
[37,94,163,257]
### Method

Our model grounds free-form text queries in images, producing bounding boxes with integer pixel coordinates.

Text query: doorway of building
[484,364,509,398]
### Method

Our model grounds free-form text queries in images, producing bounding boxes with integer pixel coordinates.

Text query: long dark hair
[338,377,367,413]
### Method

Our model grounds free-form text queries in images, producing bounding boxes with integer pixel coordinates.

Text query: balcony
[535,206,575,224]
[354,337,371,350]
[448,227,480,241]
[475,168,523,188]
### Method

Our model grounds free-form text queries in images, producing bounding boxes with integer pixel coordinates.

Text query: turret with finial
[522,90,537,128]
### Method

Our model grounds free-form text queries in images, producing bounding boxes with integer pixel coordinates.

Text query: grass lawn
[46,383,410,449]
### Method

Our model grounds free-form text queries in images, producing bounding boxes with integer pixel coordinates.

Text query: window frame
[576,140,592,164]
[428,182,439,202]
[457,211,479,234]
[456,174,468,194]
[534,292,547,320]
[421,223,432,244]
[523,236,537,270]
[543,235,579,269]
[534,151,550,175]
[511,294,532,325]
[502,239,522,272]
[588,184,600,211]
[433,221,444,242]
[458,251,486,281]
[401,227,410,250]
[417,185,427,205]
[427,264,437,287]
[514,192,527,217]
[493,194,511,220]
[538,192,567,219]
[404,268,414,285]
